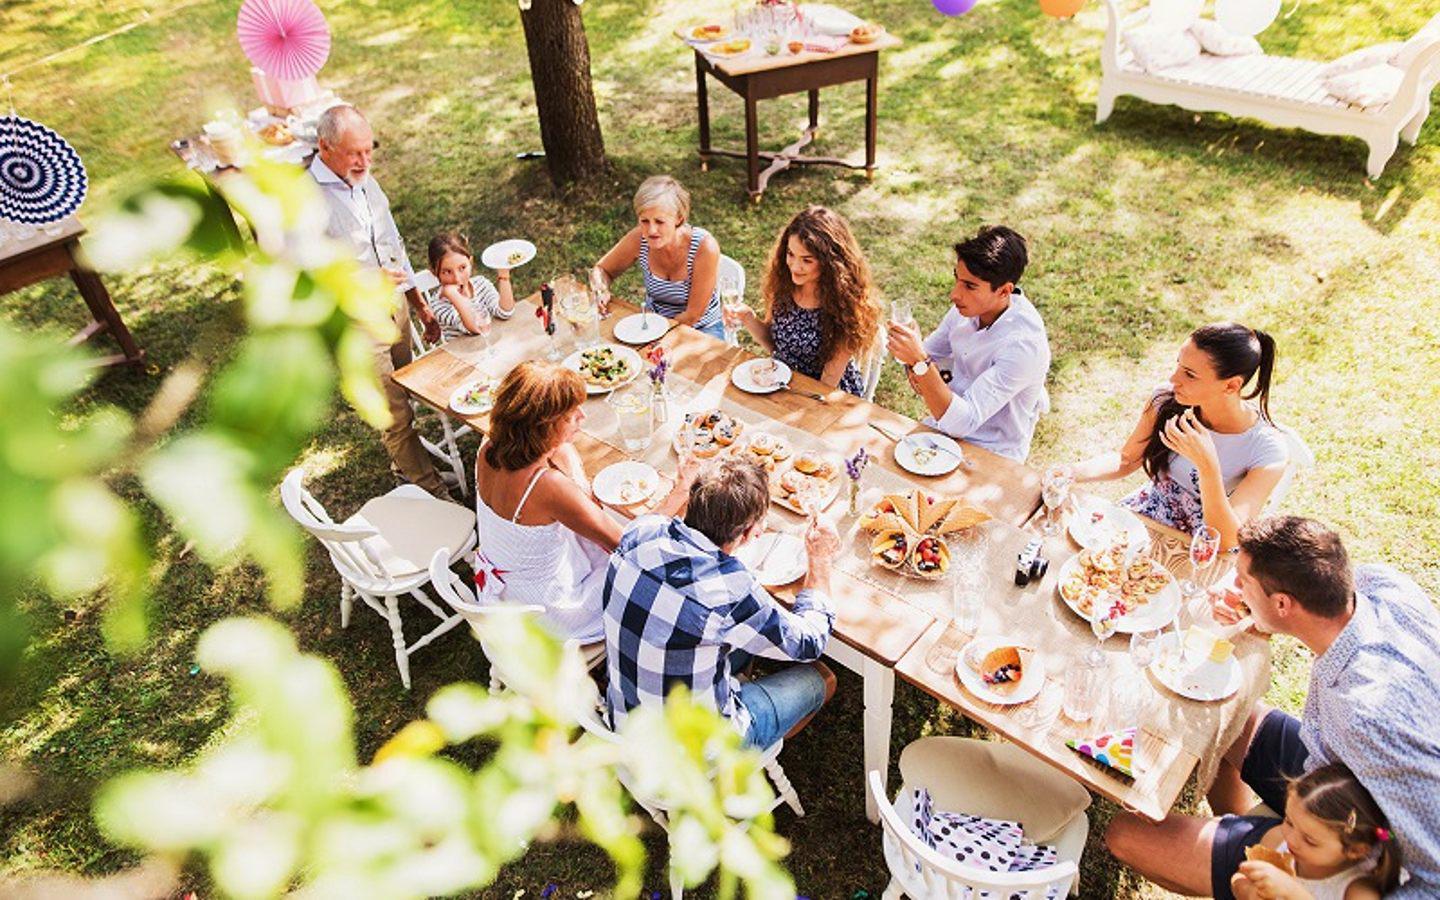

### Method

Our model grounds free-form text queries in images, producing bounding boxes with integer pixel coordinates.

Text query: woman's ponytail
[1246,328,1276,424]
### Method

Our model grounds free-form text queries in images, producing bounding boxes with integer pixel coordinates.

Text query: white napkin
[799,3,865,36]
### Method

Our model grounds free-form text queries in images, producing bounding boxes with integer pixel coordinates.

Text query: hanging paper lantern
[1147,0,1202,31]
[933,0,978,15]
[1040,0,1086,17]
[1216,0,1280,36]
[0,116,88,225]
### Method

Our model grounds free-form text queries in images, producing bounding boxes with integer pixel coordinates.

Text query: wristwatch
[910,358,932,377]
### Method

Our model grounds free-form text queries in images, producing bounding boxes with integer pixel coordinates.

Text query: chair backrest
[280,468,397,586]
[717,254,745,300]
[867,771,1078,899]
[409,270,443,357]
[428,547,545,687]
[1263,423,1315,514]
[861,328,886,401]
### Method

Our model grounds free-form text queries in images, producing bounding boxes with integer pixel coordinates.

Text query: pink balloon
[933,0,978,15]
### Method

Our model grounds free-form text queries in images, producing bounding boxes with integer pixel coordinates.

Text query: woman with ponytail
[1057,322,1288,548]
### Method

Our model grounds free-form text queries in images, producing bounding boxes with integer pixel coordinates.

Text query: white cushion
[1124,25,1203,73]
[1321,42,1405,78]
[1393,13,1440,70]
[797,3,864,37]
[1324,63,1405,108]
[1189,18,1262,57]
[1147,0,1202,32]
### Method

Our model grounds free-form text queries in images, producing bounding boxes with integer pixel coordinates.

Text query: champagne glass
[588,266,611,319]
[1087,596,1118,667]
[1040,467,1073,536]
[889,300,915,365]
[1180,524,1221,601]
[472,303,493,360]
[1129,627,1163,670]
[719,275,742,347]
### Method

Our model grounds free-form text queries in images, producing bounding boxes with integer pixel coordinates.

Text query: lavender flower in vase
[646,346,670,424]
[844,446,869,517]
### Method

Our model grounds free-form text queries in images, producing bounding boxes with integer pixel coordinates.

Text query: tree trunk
[519,0,608,185]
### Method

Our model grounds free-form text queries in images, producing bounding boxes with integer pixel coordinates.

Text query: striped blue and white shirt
[639,225,722,333]
[1299,564,1440,898]
[602,515,833,737]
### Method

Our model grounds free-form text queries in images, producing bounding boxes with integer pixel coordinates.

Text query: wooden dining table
[390,287,1267,824]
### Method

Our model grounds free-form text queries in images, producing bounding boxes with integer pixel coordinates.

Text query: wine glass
[588,266,611,319]
[1087,596,1118,667]
[472,303,493,360]
[1180,524,1221,601]
[719,275,742,347]
[889,299,914,329]
[1129,627,1163,670]
[1040,467,1073,536]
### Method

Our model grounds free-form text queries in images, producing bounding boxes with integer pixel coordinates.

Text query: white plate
[480,238,536,271]
[448,377,497,416]
[731,358,793,394]
[1150,631,1242,701]
[1055,551,1181,635]
[612,311,673,345]
[954,636,1047,706]
[895,433,965,477]
[563,344,643,394]
[593,461,663,507]
[1069,496,1150,552]
[733,532,808,587]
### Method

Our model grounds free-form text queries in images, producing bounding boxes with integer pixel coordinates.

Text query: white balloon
[1216,0,1281,37]
[1148,0,1203,31]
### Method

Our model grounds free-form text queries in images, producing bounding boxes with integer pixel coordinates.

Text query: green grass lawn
[3,0,1438,896]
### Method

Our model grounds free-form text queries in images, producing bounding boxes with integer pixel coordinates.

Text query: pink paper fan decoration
[237,0,331,82]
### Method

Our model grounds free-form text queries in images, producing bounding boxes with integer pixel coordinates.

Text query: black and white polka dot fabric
[908,787,1063,899]
[0,116,88,225]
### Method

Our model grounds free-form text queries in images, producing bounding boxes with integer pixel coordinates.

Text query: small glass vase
[650,380,669,425]
[846,477,863,517]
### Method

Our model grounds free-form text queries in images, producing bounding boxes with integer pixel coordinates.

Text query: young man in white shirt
[307,105,448,498]
[885,225,1051,462]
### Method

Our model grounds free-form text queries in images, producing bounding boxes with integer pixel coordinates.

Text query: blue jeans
[695,317,726,340]
[1210,709,1308,900]
[738,663,829,749]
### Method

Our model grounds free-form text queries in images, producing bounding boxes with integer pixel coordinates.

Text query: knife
[778,382,827,403]
[868,421,906,442]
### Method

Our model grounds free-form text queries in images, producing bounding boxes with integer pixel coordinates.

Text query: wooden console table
[679,33,902,201]
[0,218,144,368]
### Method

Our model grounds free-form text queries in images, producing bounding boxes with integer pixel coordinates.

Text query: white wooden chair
[408,269,472,497]
[869,736,1092,899]
[1263,424,1316,514]
[427,547,606,689]
[1098,0,1440,178]
[572,687,805,899]
[280,468,476,689]
[861,328,886,401]
[718,253,746,301]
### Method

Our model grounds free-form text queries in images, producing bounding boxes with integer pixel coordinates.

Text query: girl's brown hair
[482,361,586,472]
[761,206,881,369]
[427,231,471,273]
[1290,763,1402,892]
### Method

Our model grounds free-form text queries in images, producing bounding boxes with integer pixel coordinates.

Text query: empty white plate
[612,311,673,344]
[1069,496,1150,552]
[733,532,807,587]
[731,358,793,394]
[480,238,536,270]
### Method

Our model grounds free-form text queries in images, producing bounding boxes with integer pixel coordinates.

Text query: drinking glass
[1040,467,1073,536]
[889,299,915,329]
[588,266,611,318]
[472,303,494,359]
[719,275,742,347]
[1180,524,1221,600]
[609,387,653,454]
[559,282,600,349]
[952,567,988,634]
[1129,627,1163,670]
[1062,657,1096,723]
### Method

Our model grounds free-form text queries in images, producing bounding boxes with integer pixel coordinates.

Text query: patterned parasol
[0,116,88,225]
[236,0,331,81]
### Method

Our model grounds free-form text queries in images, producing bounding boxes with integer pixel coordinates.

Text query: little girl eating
[1233,763,1402,900]
[425,232,516,341]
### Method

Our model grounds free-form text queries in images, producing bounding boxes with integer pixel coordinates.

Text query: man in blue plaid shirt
[603,457,839,748]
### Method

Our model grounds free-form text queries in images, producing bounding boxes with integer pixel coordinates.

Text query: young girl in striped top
[425,232,515,341]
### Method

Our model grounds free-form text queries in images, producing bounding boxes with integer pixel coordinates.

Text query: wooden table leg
[67,242,144,366]
[807,88,820,136]
[865,70,878,179]
[744,85,761,202]
[696,55,712,172]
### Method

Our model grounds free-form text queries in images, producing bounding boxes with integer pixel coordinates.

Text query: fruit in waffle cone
[871,530,910,570]
[1244,845,1296,875]
[976,645,1032,695]
[936,501,991,534]
[859,511,907,534]
[909,535,950,579]
[883,492,922,531]
[917,496,956,532]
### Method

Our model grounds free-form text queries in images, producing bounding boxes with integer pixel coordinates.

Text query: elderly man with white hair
[308,104,448,498]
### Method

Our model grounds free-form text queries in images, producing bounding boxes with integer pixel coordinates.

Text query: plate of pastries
[1056,543,1181,633]
[858,489,991,580]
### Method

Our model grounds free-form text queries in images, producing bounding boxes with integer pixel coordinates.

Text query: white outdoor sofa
[1097,0,1440,178]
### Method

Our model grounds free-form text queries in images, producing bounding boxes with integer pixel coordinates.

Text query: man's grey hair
[316,105,367,145]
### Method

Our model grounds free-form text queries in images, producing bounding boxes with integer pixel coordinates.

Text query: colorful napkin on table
[1067,726,1136,778]
[909,788,1062,894]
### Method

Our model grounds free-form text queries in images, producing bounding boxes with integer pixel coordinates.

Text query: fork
[777,382,828,403]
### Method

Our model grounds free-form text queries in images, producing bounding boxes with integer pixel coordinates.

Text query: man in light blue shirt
[885,225,1050,462]
[1106,515,1440,899]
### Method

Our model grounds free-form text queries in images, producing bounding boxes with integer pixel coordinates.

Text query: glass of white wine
[719,275,742,347]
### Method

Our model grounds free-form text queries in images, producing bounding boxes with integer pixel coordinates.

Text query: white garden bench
[1097,0,1440,178]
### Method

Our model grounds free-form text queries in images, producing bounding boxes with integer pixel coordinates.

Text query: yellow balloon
[1040,0,1086,16]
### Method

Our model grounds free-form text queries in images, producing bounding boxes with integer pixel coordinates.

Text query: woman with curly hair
[723,206,881,396]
